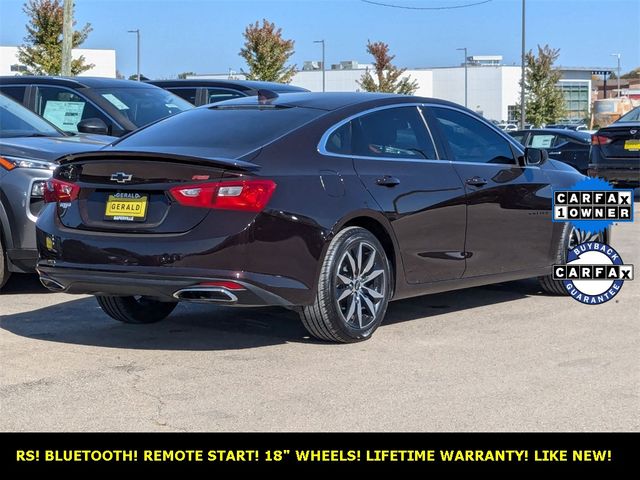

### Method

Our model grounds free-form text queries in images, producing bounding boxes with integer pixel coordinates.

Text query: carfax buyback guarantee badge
[552,177,634,304]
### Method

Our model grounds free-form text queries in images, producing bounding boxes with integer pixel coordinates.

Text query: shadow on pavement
[0,275,540,350]
[1,273,51,295]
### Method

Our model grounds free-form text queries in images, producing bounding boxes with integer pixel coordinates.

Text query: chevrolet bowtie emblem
[110,172,133,183]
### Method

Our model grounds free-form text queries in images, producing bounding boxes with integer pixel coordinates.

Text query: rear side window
[0,86,27,104]
[207,88,245,104]
[115,105,324,159]
[167,88,197,105]
[429,106,515,164]
[510,132,526,145]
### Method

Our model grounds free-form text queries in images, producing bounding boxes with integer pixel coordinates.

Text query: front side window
[349,107,437,159]
[529,134,558,148]
[34,86,111,133]
[167,88,197,105]
[429,107,515,164]
[207,88,245,104]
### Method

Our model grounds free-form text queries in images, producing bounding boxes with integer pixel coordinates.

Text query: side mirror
[523,147,548,166]
[77,118,109,135]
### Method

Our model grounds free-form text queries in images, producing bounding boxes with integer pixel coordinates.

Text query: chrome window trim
[32,84,121,131]
[317,102,527,166]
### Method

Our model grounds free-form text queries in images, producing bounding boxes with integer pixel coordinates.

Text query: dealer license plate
[624,139,640,151]
[104,194,148,221]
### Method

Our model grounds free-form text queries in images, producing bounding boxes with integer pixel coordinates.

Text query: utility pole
[520,0,526,129]
[611,53,621,97]
[456,47,468,108]
[61,0,73,76]
[314,40,325,92]
[128,29,140,81]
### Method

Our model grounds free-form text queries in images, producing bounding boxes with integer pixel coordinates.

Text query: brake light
[43,178,80,203]
[169,180,276,212]
[591,134,612,145]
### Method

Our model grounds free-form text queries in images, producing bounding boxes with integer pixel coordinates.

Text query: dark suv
[589,107,640,188]
[147,79,308,106]
[0,76,192,137]
[0,94,112,288]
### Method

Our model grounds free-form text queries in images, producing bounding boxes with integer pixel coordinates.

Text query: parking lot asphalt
[1,206,638,432]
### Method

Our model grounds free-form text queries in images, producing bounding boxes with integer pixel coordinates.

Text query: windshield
[94,87,193,127]
[615,107,640,123]
[115,105,324,158]
[0,93,63,138]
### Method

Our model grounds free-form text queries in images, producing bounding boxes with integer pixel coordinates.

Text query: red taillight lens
[43,178,80,203]
[169,180,276,212]
[591,134,612,145]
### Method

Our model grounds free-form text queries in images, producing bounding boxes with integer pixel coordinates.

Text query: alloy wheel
[334,241,386,330]
[568,228,603,249]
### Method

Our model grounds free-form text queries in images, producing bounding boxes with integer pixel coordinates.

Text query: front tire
[299,226,392,343]
[96,295,177,324]
[539,226,604,295]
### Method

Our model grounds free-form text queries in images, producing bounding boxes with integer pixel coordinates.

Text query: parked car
[147,79,309,106]
[0,93,113,288]
[545,123,588,131]
[588,106,640,188]
[36,92,604,342]
[497,123,518,132]
[0,76,193,137]
[509,128,592,173]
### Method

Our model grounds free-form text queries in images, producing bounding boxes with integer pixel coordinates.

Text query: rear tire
[299,226,392,343]
[538,226,604,295]
[96,295,177,324]
[0,234,10,290]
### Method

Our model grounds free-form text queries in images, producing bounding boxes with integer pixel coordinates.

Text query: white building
[192,56,602,122]
[0,45,116,78]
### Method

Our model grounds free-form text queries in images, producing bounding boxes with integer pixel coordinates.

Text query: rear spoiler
[56,150,260,172]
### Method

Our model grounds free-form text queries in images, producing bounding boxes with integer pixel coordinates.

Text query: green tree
[515,44,565,126]
[239,19,296,83]
[357,41,417,95]
[18,0,93,75]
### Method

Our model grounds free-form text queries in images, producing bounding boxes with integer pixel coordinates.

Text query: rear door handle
[376,175,401,187]
[465,176,488,187]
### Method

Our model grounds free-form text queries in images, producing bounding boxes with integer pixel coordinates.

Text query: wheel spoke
[361,293,377,318]
[362,286,384,299]
[337,288,352,302]
[337,273,352,285]
[357,243,363,275]
[345,251,357,276]
[356,297,363,328]
[345,296,356,322]
[362,249,376,275]
[363,269,384,284]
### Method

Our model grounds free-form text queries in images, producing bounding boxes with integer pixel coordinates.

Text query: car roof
[207,91,463,112]
[0,76,157,89]
[147,78,309,93]
[512,128,591,140]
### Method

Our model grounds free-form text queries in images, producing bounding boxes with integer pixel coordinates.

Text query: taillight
[591,134,612,145]
[43,178,80,203]
[169,180,276,212]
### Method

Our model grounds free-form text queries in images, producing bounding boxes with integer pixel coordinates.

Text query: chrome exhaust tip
[39,277,66,291]
[172,287,238,303]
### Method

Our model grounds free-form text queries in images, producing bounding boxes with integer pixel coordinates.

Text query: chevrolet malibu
[36,92,603,342]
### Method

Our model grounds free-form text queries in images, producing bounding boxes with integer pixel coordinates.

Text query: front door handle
[376,175,401,187]
[465,176,488,187]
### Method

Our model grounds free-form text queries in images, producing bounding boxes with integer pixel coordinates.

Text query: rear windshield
[615,107,640,123]
[114,105,324,158]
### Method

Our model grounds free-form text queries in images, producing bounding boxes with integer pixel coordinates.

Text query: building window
[557,81,590,120]
[507,105,518,123]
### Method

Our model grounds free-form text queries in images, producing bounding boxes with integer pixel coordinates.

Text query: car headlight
[0,155,56,171]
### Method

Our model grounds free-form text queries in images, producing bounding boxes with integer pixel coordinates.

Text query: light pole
[128,29,140,81]
[314,40,325,92]
[611,53,621,97]
[520,0,526,128]
[456,47,468,108]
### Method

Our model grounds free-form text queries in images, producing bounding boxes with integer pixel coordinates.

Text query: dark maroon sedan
[36,92,597,342]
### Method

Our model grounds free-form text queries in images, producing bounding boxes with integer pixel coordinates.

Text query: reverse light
[43,178,80,203]
[169,180,276,212]
[591,134,612,145]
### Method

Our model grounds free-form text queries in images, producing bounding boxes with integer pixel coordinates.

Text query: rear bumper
[587,166,640,187]
[36,264,302,306]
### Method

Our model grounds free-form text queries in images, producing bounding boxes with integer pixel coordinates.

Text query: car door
[424,105,554,277]
[328,105,467,284]
[33,85,120,134]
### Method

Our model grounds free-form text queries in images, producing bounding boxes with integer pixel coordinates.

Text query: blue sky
[0,0,638,78]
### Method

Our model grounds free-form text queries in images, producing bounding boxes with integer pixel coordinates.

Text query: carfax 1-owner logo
[552,177,635,304]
